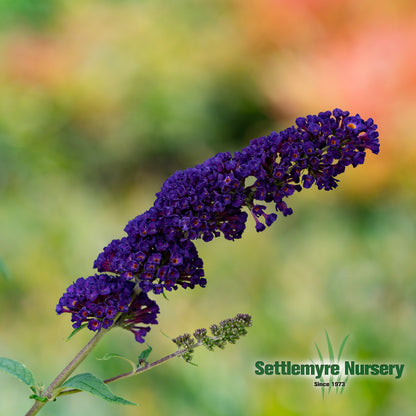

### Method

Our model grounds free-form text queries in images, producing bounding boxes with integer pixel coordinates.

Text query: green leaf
[29,394,48,402]
[62,373,136,405]
[98,353,136,372]
[340,375,349,394]
[137,345,152,367]
[328,375,333,394]
[66,323,88,342]
[325,329,334,363]
[314,342,324,363]
[337,334,350,363]
[160,330,172,340]
[186,360,198,367]
[0,357,35,387]
[335,373,342,394]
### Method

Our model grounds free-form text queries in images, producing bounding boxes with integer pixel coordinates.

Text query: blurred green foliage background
[0,0,415,415]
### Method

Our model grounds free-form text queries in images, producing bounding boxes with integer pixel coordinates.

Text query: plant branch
[57,343,201,397]
[25,328,109,416]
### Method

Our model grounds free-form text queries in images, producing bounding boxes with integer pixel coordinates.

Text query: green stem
[57,343,201,397]
[25,328,109,416]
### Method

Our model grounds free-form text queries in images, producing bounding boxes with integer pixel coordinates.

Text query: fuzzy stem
[25,328,109,416]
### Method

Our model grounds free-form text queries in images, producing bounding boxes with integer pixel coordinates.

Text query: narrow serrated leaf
[137,345,152,367]
[98,353,136,372]
[62,373,136,405]
[0,357,35,387]
[66,323,88,342]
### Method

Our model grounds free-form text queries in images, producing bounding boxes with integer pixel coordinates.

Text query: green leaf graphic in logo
[312,331,350,398]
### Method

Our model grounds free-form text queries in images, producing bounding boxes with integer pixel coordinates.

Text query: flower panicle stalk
[172,313,253,362]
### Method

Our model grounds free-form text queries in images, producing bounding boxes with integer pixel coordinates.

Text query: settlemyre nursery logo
[254,330,405,398]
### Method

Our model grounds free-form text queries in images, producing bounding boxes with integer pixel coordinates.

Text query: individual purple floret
[56,274,159,342]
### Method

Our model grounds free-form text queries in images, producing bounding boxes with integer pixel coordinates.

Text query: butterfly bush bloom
[58,109,379,342]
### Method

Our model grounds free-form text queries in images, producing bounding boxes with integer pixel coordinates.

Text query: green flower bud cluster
[172,314,252,362]
[171,333,195,362]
